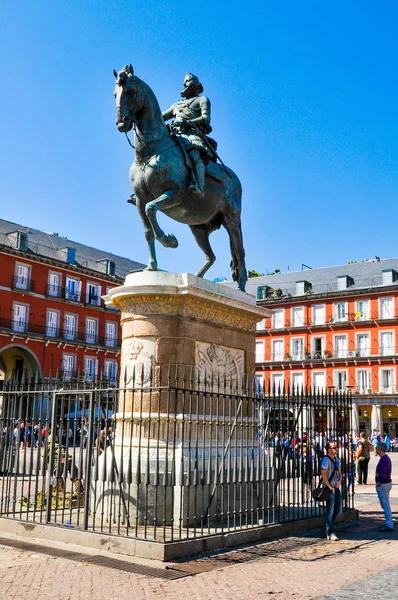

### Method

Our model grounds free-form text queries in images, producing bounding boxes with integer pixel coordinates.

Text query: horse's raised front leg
[136,198,158,271]
[145,189,181,248]
[189,224,216,278]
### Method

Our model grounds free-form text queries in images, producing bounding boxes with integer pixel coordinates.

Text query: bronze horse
[114,65,247,291]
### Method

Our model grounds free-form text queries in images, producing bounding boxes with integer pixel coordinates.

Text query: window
[256,319,266,331]
[312,304,325,325]
[334,302,348,322]
[105,322,117,347]
[12,303,28,333]
[296,281,311,295]
[356,333,370,357]
[84,356,98,381]
[291,372,304,391]
[16,232,28,251]
[291,306,304,327]
[356,369,371,393]
[271,340,284,361]
[104,360,118,382]
[64,314,77,341]
[255,340,264,362]
[334,335,347,359]
[379,331,394,356]
[66,247,76,264]
[65,278,81,302]
[334,371,347,391]
[105,260,116,275]
[272,309,284,329]
[382,270,396,285]
[85,318,98,344]
[337,276,353,290]
[271,373,284,393]
[312,371,326,392]
[14,264,30,290]
[356,299,370,321]
[46,310,59,337]
[291,338,304,360]
[105,286,118,310]
[379,368,395,393]
[86,282,101,306]
[255,374,264,393]
[311,336,324,358]
[62,354,76,380]
[48,272,62,297]
[380,297,394,319]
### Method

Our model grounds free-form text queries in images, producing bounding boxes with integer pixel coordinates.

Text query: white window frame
[48,271,62,297]
[290,337,304,360]
[271,372,284,393]
[65,277,81,302]
[255,340,265,362]
[333,334,348,359]
[84,356,98,382]
[312,371,326,393]
[86,281,102,306]
[379,296,394,320]
[271,308,285,330]
[291,306,305,328]
[291,371,304,392]
[46,309,60,338]
[256,319,266,331]
[271,339,284,362]
[356,368,372,393]
[14,262,31,290]
[104,360,118,383]
[105,286,118,310]
[62,353,76,381]
[379,330,395,357]
[379,367,395,394]
[85,317,98,345]
[64,313,78,341]
[355,299,370,321]
[333,370,348,391]
[105,321,118,348]
[312,304,325,326]
[12,302,29,333]
[355,331,371,358]
[311,335,326,358]
[334,301,348,322]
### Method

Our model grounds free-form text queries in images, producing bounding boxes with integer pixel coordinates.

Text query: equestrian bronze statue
[114,64,247,291]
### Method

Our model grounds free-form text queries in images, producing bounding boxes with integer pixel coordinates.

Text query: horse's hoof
[162,234,178,249]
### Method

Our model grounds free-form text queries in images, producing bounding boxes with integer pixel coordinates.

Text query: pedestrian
[321,440,343,541]
[375,441,394,532]
[356,431,371,485]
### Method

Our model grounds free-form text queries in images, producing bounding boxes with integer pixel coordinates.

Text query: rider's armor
[163,73,213,198]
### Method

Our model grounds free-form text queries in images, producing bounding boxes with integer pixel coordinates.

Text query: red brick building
[0,219,145,384]
[246,260,398,438]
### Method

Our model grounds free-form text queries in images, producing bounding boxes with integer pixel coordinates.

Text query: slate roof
[0,218,146,280]
[239,258,398,299]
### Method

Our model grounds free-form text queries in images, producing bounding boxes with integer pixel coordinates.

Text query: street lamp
[363,410,369,435]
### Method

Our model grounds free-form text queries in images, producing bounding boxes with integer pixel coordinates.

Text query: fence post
[45,391,58,523]
[83,391,94,530]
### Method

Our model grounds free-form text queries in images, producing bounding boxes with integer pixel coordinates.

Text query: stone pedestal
[91,273,272,530]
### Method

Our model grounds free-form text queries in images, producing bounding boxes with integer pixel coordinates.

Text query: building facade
[247,259,398,438]
[0,219,145,384]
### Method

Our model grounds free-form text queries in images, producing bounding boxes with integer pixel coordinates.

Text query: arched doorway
[0,345,42,382]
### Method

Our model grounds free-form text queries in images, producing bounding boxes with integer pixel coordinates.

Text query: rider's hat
[181,73,204,97]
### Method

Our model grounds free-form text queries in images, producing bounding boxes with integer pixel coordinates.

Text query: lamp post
[364,410,369,435]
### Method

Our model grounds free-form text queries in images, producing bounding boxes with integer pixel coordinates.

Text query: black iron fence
[0,368,354,543]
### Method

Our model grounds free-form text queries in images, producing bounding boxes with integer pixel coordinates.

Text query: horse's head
[114,64,144,132]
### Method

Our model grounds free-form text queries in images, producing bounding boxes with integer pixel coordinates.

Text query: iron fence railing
[0,368,354,543]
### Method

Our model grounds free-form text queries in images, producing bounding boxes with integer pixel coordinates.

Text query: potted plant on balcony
[275,288,283,298]
[324,349,332,358]
[285,352,291,360]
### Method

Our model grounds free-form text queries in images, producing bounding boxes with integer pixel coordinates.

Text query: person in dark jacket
[375,442,394,532]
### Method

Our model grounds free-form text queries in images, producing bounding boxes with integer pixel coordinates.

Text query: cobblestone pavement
[0,456,397,600]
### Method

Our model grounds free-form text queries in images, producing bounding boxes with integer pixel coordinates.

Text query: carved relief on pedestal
[196,342,244,385]
[121,338,155,387]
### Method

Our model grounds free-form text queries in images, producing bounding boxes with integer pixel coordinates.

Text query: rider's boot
[189,158,205,198]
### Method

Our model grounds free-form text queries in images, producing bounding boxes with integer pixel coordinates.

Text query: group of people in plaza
[268,428,395,540]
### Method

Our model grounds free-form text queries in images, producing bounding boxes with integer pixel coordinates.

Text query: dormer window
[66,247,76,264]
[257,285,272,300]
[16,232,28,251]
[296,280,311,295]
[337,275,354,290]
[382,269,397,285]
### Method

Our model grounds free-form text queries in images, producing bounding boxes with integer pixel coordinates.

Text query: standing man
[375,441,394,532]
[321,441,343,541]
[356,431,371,485]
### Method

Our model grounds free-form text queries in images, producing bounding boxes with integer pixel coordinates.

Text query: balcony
[13,276,34,292]
[46,284,62,298]
[64,288,81,303]
[85,294,101,307]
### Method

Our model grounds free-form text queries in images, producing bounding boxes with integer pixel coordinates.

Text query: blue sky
[1,1,397,280]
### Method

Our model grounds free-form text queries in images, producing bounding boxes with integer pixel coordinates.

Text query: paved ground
[0,455,397,600]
